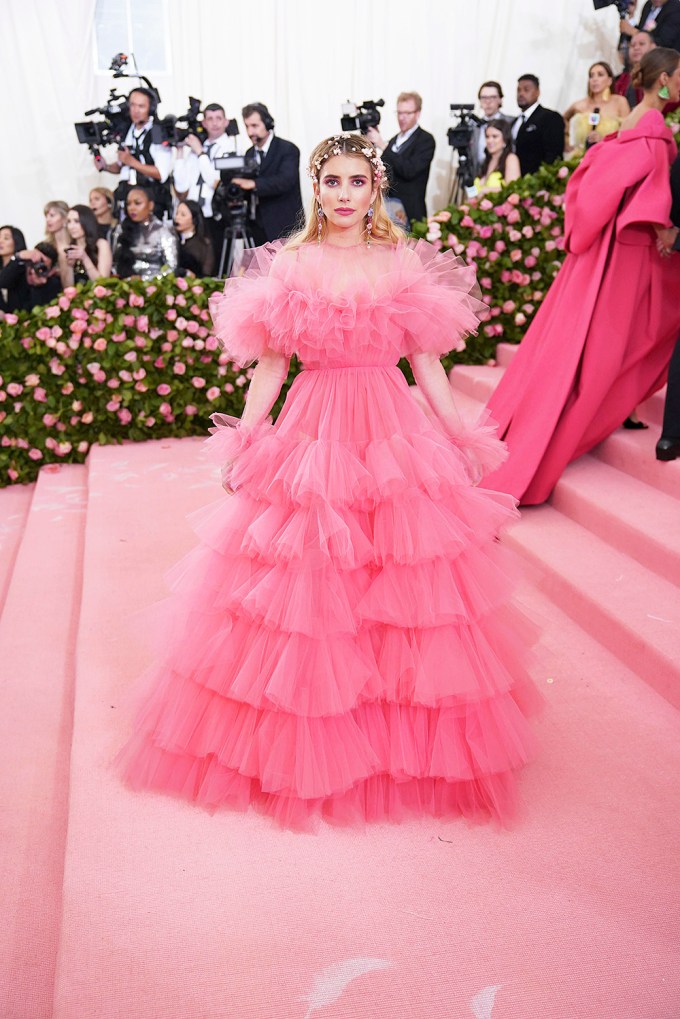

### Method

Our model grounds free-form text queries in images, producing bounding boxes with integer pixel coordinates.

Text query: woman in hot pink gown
[485,48,680,506]
[119,134,539,829]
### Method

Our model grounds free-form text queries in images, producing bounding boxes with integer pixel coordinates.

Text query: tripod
[216,201,257,278]
[448,148,477,207]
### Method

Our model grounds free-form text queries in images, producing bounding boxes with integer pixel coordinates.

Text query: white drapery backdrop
[1,0,635,245]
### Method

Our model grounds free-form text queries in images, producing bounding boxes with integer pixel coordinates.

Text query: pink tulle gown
[118,239,540,829]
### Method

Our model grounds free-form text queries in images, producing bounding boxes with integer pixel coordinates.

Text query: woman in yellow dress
[564,62,630,152]
[473,119,521,193]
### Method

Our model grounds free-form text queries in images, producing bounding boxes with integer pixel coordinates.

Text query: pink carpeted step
[44,436,680,1018]
[0,483,34,615]
[449,363,500,403]
[505,505,680,706]
[0,464,88,1019]
[592,427,680,500]
[551,456,680,585]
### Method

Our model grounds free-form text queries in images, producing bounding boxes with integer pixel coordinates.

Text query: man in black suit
[655,151,680,460]
[512,75,565,176]
[621,0,680,50]
[232,103,304,244]
[366,91,435,226]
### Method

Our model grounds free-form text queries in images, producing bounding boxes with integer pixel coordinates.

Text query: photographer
[620,0,680,50]
[99,87,173,220]
[0,242,61,316]
[365,91,436,227]
[173,103,237,260]
[231,103,303,244]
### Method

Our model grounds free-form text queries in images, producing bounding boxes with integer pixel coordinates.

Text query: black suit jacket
[381,126,436,225]
[638,0,680,47]
[514,105,565,176]
[246,135,304,242]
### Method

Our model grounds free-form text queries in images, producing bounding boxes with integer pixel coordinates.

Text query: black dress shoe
[623,417,648,430]
[656,436,680,461]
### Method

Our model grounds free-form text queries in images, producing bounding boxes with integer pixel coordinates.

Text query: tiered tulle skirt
[119,366,540,828]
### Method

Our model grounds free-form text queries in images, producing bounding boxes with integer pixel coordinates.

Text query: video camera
[340,99,385,135]
[74,52,161,157]
[212,154,259,223]
[447,104,484,191]
[592,0,632,15]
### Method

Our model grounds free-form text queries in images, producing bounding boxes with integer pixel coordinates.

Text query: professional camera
[592,0,632,15]
[447,104,484,191]
[340,99,385,134]
[73,52,161,157]
[212,154,259,221]
[14,256,49,277]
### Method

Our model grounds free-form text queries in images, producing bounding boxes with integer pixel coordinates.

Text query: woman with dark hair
[564,62,630,151]
[174,199,215,277]
[110,186,179,280]
[474,119,520,192]
[62,205,113,286]
[485,48,680,505]
[0,225,29,313]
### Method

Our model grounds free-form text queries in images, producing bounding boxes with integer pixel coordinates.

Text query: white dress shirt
[391,124,418,152]
[512,100,540,140]
[172,132,237,217]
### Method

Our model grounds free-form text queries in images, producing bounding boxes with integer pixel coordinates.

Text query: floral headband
[307,134,386,188]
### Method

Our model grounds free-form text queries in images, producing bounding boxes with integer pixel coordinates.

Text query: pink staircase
[1,355,679,1018]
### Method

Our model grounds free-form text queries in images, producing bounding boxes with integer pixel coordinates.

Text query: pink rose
[123,314,135,327]
[460,215,475,228]
[524,255,537,268]
[184,404,197,416]
[510,249,523,262]
[176,276,188,290]
[42,413,57,426]
[157,383,172,396]
[45,306,60,319]
[8,469,18,481]
[186,320,199,334]
[93,338,107,351]
[70,320,87,334]
[515,312,527,326]
[58,296,71,311]
[117,408,132,425]
[506,209,521,224]
[224,383,234,394]
[7,383,23,396]
[494,240,506,253]
[34,387,47,402]
[93,371,106,383]
[119,369,132,382]
[508,229,522,243]
[507,193,520,205]
[479,199,493,212]
[175,293,187,307]
[166,309,177,321]
[145,416,155,426]
[502,300,516,314]
[137,315,149,332]
[25,373,40,386]
[106,400,120,412]
[191,376,206,388]
[36,327,52,341]
[558,166,569,179]
[71,308,88,320]
[173,362,186,375]
[176,316,187,330]
[29,449,43,461]
[81,411,94,424]
[545,240,556,252]
[129,293,144,307]
[78,441,89,453]
[4,313,19,325]
[206,386,221,400]
[123,350,137,362]
[146,285,157,295]
[93,285,109,298]
[166,330,179,342]
[205,336,218,351]
[480,277,492,289]
[191,285,204,295]
[159,402,172,415]
[487,251,499,262]
[522,226,534,239]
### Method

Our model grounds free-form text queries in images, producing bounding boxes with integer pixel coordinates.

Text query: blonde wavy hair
[286,133,404,249]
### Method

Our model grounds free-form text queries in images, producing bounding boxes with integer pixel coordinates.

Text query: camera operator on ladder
[173,103,238,265]
[97,87,173,220]
[365,91,435,228]
[231,103,304,245]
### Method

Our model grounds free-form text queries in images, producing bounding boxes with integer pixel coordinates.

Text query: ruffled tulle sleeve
[386,239,489,358]
[209,241,292,367]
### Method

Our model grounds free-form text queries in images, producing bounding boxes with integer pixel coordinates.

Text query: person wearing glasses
[366,91,435,227]
[470,81,515,177]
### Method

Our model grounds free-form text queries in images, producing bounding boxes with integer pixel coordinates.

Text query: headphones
[128,86,160,118]
[251,103,275,131]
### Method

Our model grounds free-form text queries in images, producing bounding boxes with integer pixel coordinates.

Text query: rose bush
[0,273,299,487]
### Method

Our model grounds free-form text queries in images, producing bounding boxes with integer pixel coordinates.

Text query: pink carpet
[2,350,680,1017]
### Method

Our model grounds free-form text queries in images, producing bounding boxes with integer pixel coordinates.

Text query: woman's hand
[65,246,86,265]
[656,226,679,257]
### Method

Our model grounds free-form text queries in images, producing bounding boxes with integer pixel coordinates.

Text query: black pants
[661,332,680,438]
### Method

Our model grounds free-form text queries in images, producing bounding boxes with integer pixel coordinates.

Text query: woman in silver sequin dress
[111,185,180,281]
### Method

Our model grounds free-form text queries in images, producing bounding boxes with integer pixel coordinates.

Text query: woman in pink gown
[119,134,540,829]
[485,48,680,506]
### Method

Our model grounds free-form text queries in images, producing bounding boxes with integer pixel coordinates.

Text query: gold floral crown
[307,134,386,188]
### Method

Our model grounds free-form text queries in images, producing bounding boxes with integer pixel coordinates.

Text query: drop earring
[317,203,324,244]
[659,84,670,100]
[366,205,374,248]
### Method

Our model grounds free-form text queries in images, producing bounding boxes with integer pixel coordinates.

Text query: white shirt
[512,101,540,140]
[255,131,274,162]
[392,124,418,152]
[172,132,237,217]
[118,118,173,184]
